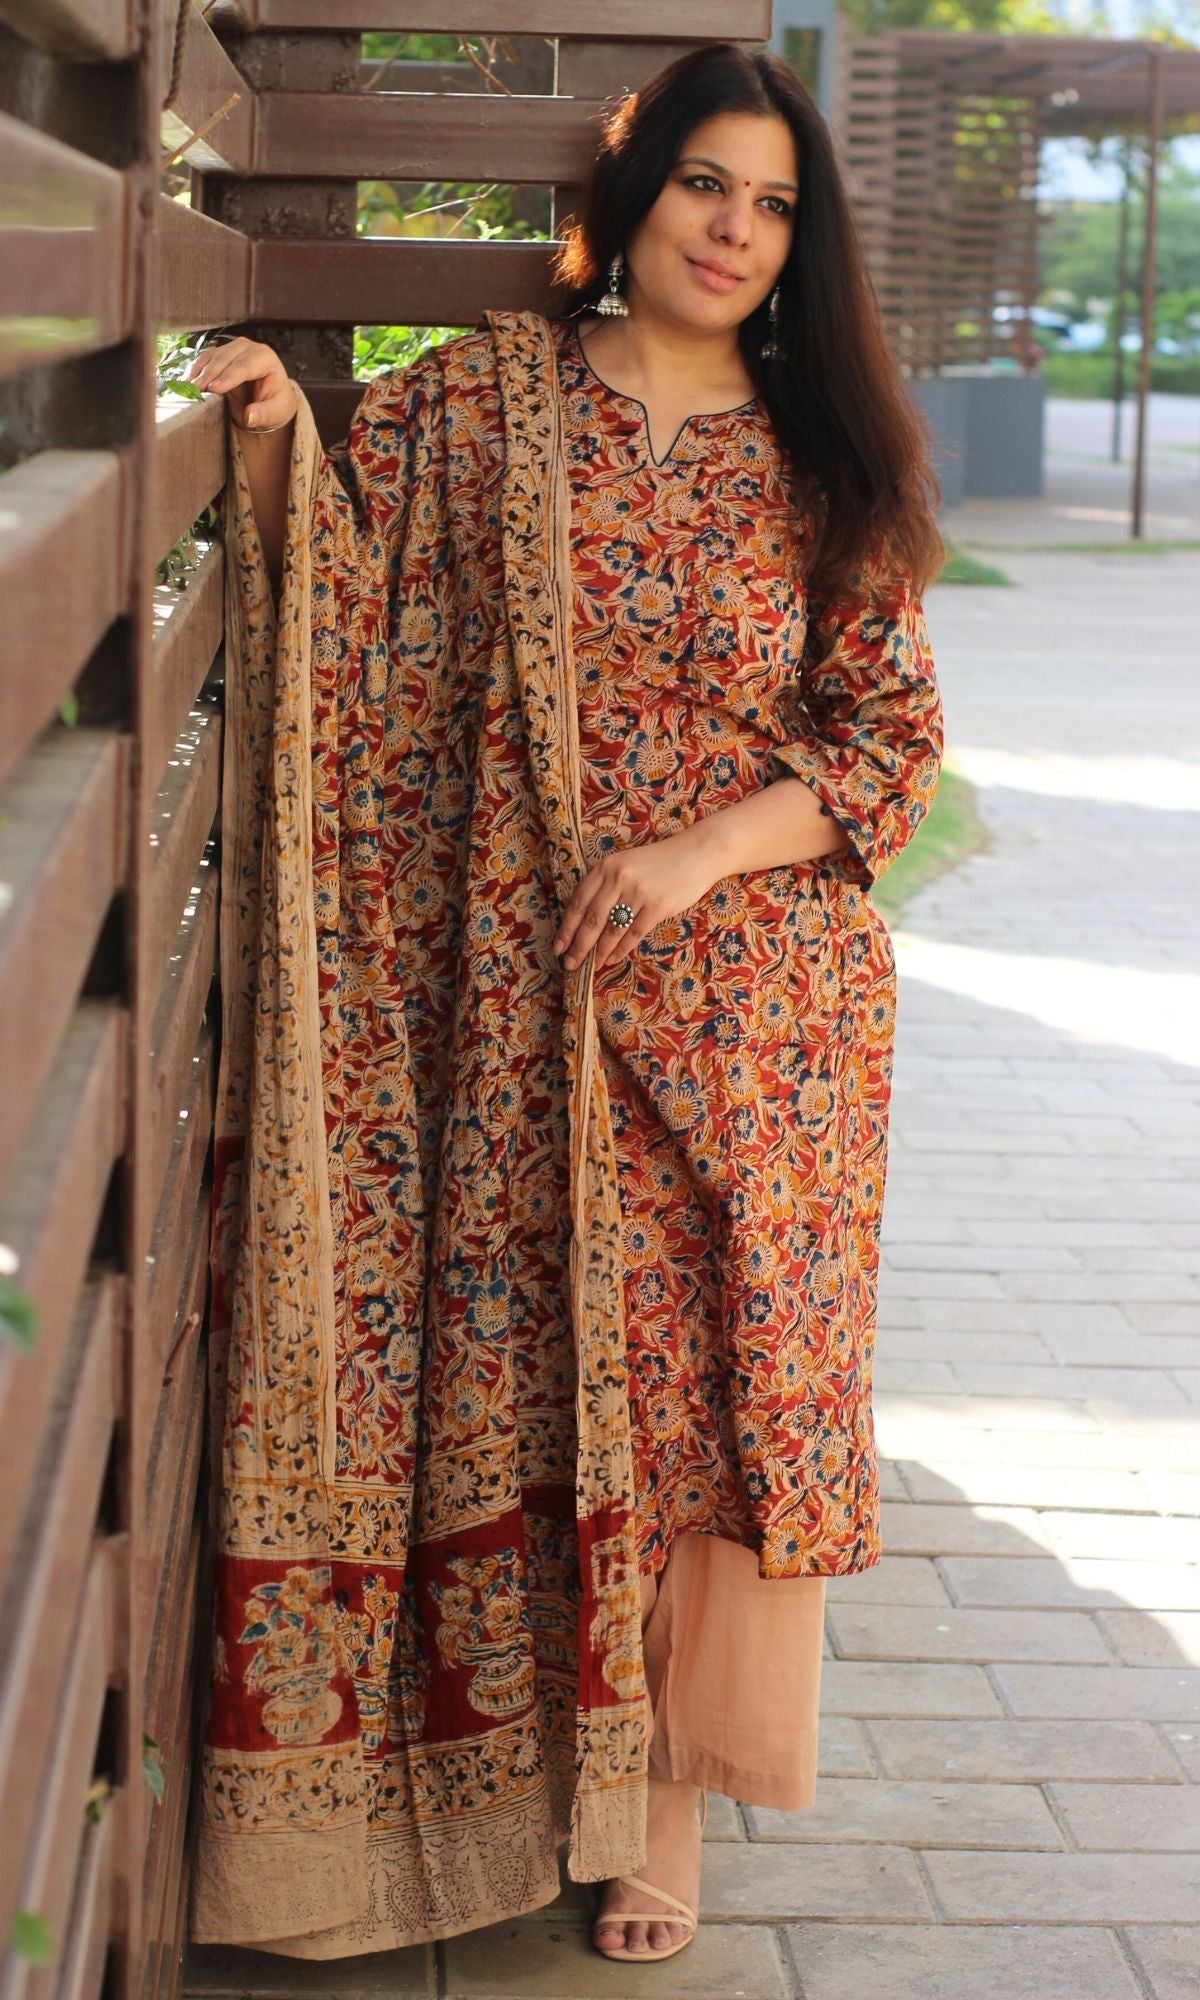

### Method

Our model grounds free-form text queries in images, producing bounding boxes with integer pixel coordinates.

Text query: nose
[710,192,755,247]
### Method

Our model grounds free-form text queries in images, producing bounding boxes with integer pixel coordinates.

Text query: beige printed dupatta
[190,312,647,1956]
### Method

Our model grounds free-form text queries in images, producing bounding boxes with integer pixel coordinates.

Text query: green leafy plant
[9,1911,53,1966]
[0,1274,37,1351]
[142,1732,165,1804]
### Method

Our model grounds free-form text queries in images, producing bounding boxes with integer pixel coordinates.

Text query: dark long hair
[550,42,943,603]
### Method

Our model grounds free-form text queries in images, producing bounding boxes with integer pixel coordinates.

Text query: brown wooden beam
[152,395,226,565]
[0,0,134,59]
[0,452,125,789]
[0,115,131,380]
[155,194,252,334]
[223,0,769,35]
[253,234,557,325]
[0,731,129,1194]
[253,88,594,182]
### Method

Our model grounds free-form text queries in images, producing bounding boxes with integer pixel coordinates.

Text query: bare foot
[594,1777,704,1956]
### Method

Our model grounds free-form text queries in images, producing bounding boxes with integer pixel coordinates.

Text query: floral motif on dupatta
[191,313,647,1959]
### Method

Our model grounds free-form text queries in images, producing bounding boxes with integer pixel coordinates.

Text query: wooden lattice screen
[833,28,1041,374]
[0,7,770,1999]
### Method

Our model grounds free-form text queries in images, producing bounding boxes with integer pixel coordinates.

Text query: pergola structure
[832,28,1200,531]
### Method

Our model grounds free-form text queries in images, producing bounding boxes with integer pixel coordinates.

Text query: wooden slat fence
[0,7,776,1998]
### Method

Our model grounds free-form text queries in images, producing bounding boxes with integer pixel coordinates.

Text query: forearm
[686,775,853,881]
[235,417,295,591]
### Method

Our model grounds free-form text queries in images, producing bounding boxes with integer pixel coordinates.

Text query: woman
[187,42,943,1969]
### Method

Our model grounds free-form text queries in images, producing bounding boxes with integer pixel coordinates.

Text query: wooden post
[1131,45,1165,539]
[1110,135,1131,464]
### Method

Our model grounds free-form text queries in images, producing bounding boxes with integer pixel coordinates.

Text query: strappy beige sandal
[592,1789,708,1964]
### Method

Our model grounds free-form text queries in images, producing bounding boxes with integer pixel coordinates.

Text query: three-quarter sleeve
[768,567,944,891]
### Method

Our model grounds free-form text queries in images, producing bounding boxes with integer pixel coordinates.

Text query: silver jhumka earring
[761,284,782,360]
[596,251,630,318]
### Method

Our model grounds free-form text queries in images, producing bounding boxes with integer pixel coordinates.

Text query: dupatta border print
[192,313,646,1956]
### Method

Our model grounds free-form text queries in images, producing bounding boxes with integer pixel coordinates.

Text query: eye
[683,173,794,218]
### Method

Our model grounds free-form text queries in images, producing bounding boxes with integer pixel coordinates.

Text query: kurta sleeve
[768,565,945,891]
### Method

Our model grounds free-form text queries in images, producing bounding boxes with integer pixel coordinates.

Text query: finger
[188,338,244,382]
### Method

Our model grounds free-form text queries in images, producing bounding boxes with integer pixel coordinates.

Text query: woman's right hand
[186,336,298,431]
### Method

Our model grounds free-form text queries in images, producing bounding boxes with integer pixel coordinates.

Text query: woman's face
[624,110,799,336]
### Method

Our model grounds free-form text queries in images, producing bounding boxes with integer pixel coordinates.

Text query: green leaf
[142,1735,165,1802]
[58,689,79,728]
[10,1911,54,1966]
[0,1276,38,1350]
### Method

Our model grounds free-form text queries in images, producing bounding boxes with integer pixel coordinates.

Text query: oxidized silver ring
[608,900,635,931]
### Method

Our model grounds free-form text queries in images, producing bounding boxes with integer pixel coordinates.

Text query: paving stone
[440,1919,790,1998]
[827,1605,1109,1664]
[884,1242,1081,1272]
[824,1556,951,1606]
[1097,1611,1200,1667]
[873,1358,961,1392]
[1045,1781,1200,1851]
[878,1502,1053,1557]
[876,1393,1102,1432]
[1037,1511,1200,1564]
[881,1328,1052,1363]
[993,1664,1200,1721]
[898,1460,1145,1510]
[779,1922,1143,2000]
[181,1943,437,1996]
[744,1775,1059,1849]
[820,1659,1002,1717]
[1000,1273,1200,1303]
[814,1713,876,1777]
[903,1427,1129,1470]
[941,1557,1200,1612]
[951,1363,1188,1402]
[866,1718,1180,1782]
[920,1847,1200,1923]
[1125,1924,1200,1999]
[1159,1726,1200,1779]
[699,1840,931,1920]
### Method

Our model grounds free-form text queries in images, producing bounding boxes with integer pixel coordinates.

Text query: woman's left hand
[553,826,726,976]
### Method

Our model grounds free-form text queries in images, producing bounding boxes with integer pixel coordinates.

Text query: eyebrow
[677,153,799,195]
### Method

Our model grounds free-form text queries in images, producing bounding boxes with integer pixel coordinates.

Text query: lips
[688,257,744,281]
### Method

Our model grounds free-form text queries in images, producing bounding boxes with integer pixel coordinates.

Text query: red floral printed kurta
[192,311,943,1961]
[557,315,943,1579]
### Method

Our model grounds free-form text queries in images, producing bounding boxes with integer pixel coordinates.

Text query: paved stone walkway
[183,436,1200,1998]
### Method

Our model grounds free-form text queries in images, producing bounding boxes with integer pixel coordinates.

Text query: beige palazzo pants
[638,1532,827,1812]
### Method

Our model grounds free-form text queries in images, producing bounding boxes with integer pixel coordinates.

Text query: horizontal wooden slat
[254,89,591,182]
[5,1541,113,2000]
[144,1211,208,1593]
[0,115,131,381]
[147,1022,215,1362]
[52,1795,115,2000]
[0,452,125,788]
[150,542,225,793]
[0,1272,118,1950]
[0,730,129,1193]
[152,396,226,569]
[0,0,134,59]
[142,1518,208,1998]
[146,700,222,1007]
[229,0,770,34]
[155,196,251,335]
[0,1012,124,1584]
[160,0,253,172]
[147,861,219,1203]
[253,235,555,325]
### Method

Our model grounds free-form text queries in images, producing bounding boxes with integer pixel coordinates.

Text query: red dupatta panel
[192,314,646,1957]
